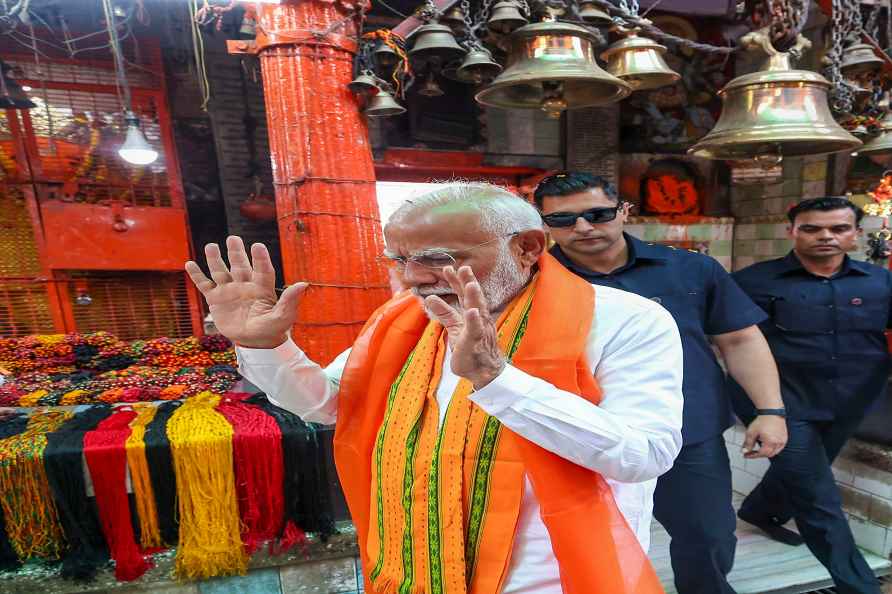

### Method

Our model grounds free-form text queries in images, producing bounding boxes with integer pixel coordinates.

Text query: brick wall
[566,105,620,185]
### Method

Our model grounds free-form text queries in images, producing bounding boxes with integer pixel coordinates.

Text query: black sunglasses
[541,204,623,228]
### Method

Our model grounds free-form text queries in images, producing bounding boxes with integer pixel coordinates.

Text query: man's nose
[573,216,594,232]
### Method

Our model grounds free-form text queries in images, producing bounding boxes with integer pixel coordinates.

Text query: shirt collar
[776,251,870,277]
[548,232,666,277]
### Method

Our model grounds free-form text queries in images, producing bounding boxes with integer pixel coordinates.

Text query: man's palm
[185,237,306,348]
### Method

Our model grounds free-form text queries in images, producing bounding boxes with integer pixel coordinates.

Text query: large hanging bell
[441,6,468,35]
[600,32,680,91]
[840,43,884,76]
[487,1,528,35]
[689,29,861,161]
[476,21,631,114]
[859,112,892,155]
[365,89,406,117]
[408,22,465,64]
[457,46,503,84]
[348,72,380,96]
[578,0,613,26]
[374,41,400,69]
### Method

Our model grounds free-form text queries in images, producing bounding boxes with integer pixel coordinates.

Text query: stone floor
[650,494,892,594]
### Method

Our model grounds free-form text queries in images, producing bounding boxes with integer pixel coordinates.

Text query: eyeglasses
[541,204,624,228]
[381,232,519,270]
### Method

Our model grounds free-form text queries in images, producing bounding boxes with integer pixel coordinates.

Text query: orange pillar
[253,0,390,364]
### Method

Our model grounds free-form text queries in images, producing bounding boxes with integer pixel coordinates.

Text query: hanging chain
[825,0,862,114]
[865,3,880,39]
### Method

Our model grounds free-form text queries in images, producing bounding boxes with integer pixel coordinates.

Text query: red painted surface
[40,202,191,271]
[374,148,541,184]
[255,0,390,364]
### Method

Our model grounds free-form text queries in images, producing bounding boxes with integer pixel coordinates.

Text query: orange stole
[335,253,664,594]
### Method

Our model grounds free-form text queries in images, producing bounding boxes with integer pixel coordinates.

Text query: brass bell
[365,89,406,117]
[408,23,465,64]
[487,1,528,35]
[601,32,680,91]
[374,42,400,69]
[457,46,503,84]
[689,29,861,161]
[441,6,468,35]
[476,21,631,113]
[578,0,613,26]
[348,72,379,96]
[859,112,892,155]
[418,71,444,97]
[840,43,884,77]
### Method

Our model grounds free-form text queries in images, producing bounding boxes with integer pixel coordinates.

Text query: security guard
[729,196,888,594]
[534,172,787,594]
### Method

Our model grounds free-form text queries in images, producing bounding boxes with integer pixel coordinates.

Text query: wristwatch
[755,408,787,418]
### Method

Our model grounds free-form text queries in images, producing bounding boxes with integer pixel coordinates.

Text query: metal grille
[0,280,55,338]
[17,88,171,206]
[0,185,41,277]
[65,271,193,341]
[4,57,158,89]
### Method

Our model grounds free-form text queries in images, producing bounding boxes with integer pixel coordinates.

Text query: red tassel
[272,520,308,557]
[83,409,153,581]
[215,396,286,555]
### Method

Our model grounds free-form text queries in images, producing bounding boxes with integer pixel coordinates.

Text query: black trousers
[739,419,881,594]
[654,435,738,594]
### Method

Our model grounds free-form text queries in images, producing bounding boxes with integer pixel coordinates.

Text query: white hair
[386,181,543,236]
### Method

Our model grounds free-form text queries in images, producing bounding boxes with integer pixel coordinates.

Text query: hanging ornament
[688,28,861,162]
[475,21,631,115]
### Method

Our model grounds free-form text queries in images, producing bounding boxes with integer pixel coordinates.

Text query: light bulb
[21,85,31,91]
[118,111,158,165]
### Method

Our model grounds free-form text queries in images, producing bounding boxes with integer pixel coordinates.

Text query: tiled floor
[650,495,892,594]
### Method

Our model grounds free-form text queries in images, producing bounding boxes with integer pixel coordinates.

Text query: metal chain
[471,0,498,39]
[865,3,880,39]
[825,0,862,114]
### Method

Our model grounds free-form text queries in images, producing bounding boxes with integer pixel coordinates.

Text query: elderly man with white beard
[185,183,683,594]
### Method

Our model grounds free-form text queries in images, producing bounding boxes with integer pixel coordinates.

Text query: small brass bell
[365,89,406,117]
[476,21,631,111]
[457,47,503,84]
[374,42,399,69]
[859,112,892,155]
[408,22,466,63]
[348,72,379,96]
[578,0,613,26]
[600,32,680,91]
[487,1,528,35]
[689,29,861,161]
[441,6,468,35]
[418,72,444,97]
[840,43,884,76]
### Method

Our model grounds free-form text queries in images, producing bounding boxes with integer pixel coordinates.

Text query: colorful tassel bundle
[0,411,72,562]
[167,392,247,579]
[125,404,163,550]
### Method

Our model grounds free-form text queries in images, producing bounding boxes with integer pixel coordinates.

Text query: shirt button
[822,280,830,284]
[828,305,835,309]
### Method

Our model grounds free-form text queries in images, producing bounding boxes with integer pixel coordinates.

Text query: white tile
[831,459,855,485]
[734,225,757,241]
[853,466,892,499]
[744,456,770,478]
[732,468,761,496]
[848,517,888,555]
[727,444,747,472]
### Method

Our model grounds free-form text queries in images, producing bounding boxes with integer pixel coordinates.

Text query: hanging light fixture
[688,29,860,161]
[119,111,159,165]
[102,0,159,165]
[475,21,631,114]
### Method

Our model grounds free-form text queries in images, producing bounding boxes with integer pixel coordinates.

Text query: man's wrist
[754,408,786,418]
[471,358,507,390]
[237,334,289,350]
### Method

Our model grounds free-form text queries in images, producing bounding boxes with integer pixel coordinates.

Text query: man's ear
[515,229,547,268]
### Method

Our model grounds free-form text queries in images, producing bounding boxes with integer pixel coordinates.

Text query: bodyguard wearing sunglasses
[535,172,787,594]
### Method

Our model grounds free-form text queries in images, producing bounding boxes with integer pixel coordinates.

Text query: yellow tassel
[0,411,72,560]
[126,403,163,550]
[167,392,246,580]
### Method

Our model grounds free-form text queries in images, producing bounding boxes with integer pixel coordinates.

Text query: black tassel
[43,405,114,581]
[144,401,181,545]
[246,394,336,538]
